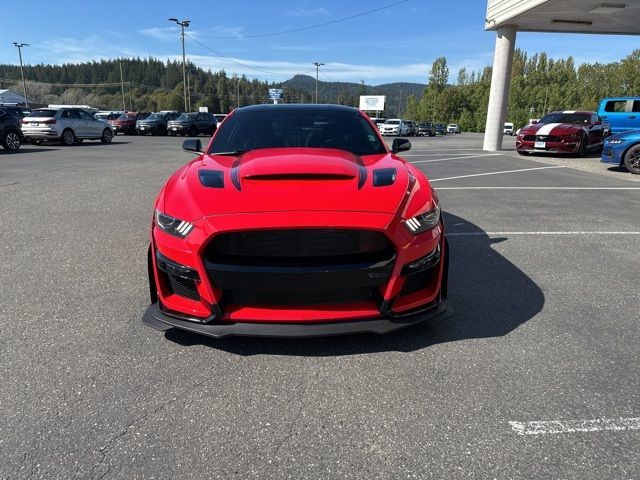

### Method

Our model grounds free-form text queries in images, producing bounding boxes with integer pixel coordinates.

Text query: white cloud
[140,25,246,41]
[285,7,330,17]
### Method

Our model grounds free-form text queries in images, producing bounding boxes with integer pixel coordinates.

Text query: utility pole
[13,42,29,107]
[119,60,126,112]
[169,18,191,112]
[187,71,192,111]
[313,62,324,104]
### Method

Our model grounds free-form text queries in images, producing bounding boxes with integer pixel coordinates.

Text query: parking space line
[509,418,640,435]
[403,153,488,157]
[447,231,640,236]
[436,186,640,190]
[430,166,564,182]
[410,154,503,163]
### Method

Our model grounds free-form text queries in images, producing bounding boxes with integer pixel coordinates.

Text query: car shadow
[163,212,545,355]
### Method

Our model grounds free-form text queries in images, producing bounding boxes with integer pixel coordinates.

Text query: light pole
[13,42,29,107]
[169,18,191,112]
[313,62,324,104]
[119,60,126,112]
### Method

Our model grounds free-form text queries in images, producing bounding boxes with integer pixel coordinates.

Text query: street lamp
[313,62,325,104]
[169,18,191,112]
[13,42,29,107]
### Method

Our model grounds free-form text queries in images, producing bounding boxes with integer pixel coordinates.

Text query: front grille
[208,229,393,264]
[164,272,200,301]
[206,229,395,306]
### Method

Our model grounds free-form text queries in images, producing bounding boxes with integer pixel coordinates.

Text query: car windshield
[177,114,193,121]
[119,114,136,120]
[385,120,400,125]
[209,108,387,156]
[27,110,57,118]
[215,115,227,122]
[147,113,163,120]
[539,113,590,124]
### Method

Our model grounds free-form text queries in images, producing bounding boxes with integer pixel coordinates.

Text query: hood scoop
[233,148,367,190]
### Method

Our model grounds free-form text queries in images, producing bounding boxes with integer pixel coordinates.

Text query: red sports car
[143,104,449,338]
[516,111,609,156]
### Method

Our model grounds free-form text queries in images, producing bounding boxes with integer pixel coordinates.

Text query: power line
[190,0,409,39]
[185,34,317,78]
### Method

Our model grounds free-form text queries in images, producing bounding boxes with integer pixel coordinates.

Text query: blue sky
[1,0,639,85]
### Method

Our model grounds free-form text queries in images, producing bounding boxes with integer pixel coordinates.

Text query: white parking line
[436,186,640,190]
[403,153,486,157]
[447,231,640,236]
[509,418,640,435]
[430,166,564,182]
[410,154,502,164]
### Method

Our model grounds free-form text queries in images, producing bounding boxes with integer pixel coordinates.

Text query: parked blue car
[601,130,640,174]
[598,97,640,135]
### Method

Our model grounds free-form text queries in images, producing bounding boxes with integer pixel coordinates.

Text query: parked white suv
[503,122,514,135]
[447,124,461,134]
[22,108,113,145]
[380,119,409,136]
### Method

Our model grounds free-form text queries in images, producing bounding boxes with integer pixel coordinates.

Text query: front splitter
[142,301,452,338]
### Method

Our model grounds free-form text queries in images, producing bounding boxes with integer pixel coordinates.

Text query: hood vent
[373,168,397,187]
[199,169,225,188]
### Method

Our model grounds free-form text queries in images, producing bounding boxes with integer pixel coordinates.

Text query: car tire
[2,130,21,151]
[623,144,640,174]
[61,128,76,146]
[577,135,588,158]
[101,128,113,144]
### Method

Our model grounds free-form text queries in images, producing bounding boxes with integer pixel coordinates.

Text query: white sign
[198,106,209,113]
[359,95,386,112]
[268,88,284,100]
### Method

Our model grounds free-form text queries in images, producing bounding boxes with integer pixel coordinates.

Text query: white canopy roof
[486,0,640,34]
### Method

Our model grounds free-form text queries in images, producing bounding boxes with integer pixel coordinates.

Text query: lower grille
[206,229,395,307]
[164,272,200,301]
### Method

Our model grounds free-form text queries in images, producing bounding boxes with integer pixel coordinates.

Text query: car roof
[548,110,595,115]
[235,103,360,114]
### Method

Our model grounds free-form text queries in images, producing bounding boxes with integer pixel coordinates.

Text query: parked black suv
[0,105,31,119]
[418,122,436,137]
[168,112,217,137]
[434,123,447,135]
[136,111,180,136]
[0,108,24,151]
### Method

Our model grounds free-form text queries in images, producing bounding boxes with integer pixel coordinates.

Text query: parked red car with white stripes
[516,111,609,156]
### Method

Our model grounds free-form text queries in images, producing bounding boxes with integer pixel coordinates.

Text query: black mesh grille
[399,267,436,297]
[165,273,200,301]
[206,229,394,307]
[208,229,393,263]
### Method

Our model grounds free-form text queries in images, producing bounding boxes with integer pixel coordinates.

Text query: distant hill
[281,75,425,116]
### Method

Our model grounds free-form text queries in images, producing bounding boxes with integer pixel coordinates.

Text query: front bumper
[143,299,450,338]
[517,139,579,154]
[601,146,623,164]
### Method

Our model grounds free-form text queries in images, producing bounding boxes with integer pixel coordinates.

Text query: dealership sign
[359,95,386,111]
[268,88,284,100]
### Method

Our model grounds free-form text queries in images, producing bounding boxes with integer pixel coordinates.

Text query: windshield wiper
[210,149,253,156]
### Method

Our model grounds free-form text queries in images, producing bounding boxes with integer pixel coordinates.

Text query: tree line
[405,49,640,131]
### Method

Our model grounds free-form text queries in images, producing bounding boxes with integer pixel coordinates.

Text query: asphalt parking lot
[1,133,639,479]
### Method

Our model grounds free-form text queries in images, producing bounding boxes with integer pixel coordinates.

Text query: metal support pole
[313,62,324,104]
[13,43,29,107]
[170,18,191,112]
[119,61,126,112]
[483,26,517,151]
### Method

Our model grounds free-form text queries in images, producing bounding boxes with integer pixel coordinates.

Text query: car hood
[161,148,413,219]
[521,122,583,136]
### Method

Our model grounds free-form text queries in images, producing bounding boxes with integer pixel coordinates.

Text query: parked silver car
[22,108,113,145]
[379,119,409,136]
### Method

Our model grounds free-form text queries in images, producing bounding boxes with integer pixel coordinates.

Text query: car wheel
[61,128,76,146]
[101,128,113,144]
[623,144,640,174]
[2,131,21,151]
[577,135,588,157]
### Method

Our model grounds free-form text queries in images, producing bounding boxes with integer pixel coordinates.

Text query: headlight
[404,205,441,234]
[607,139,624,144]
[155,210,194,237]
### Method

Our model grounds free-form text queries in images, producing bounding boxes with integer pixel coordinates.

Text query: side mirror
[182,139,203,153]
[391,138,411,154]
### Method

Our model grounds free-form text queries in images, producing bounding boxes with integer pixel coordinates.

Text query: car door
[61,109,83,137]
[78,110,101,137]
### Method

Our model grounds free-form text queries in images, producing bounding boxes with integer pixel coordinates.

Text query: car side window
[78,110,93,120]
[66,110,81,119]
[632,100,640,113]
[61,110,70,119]
[604,100,627,113]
